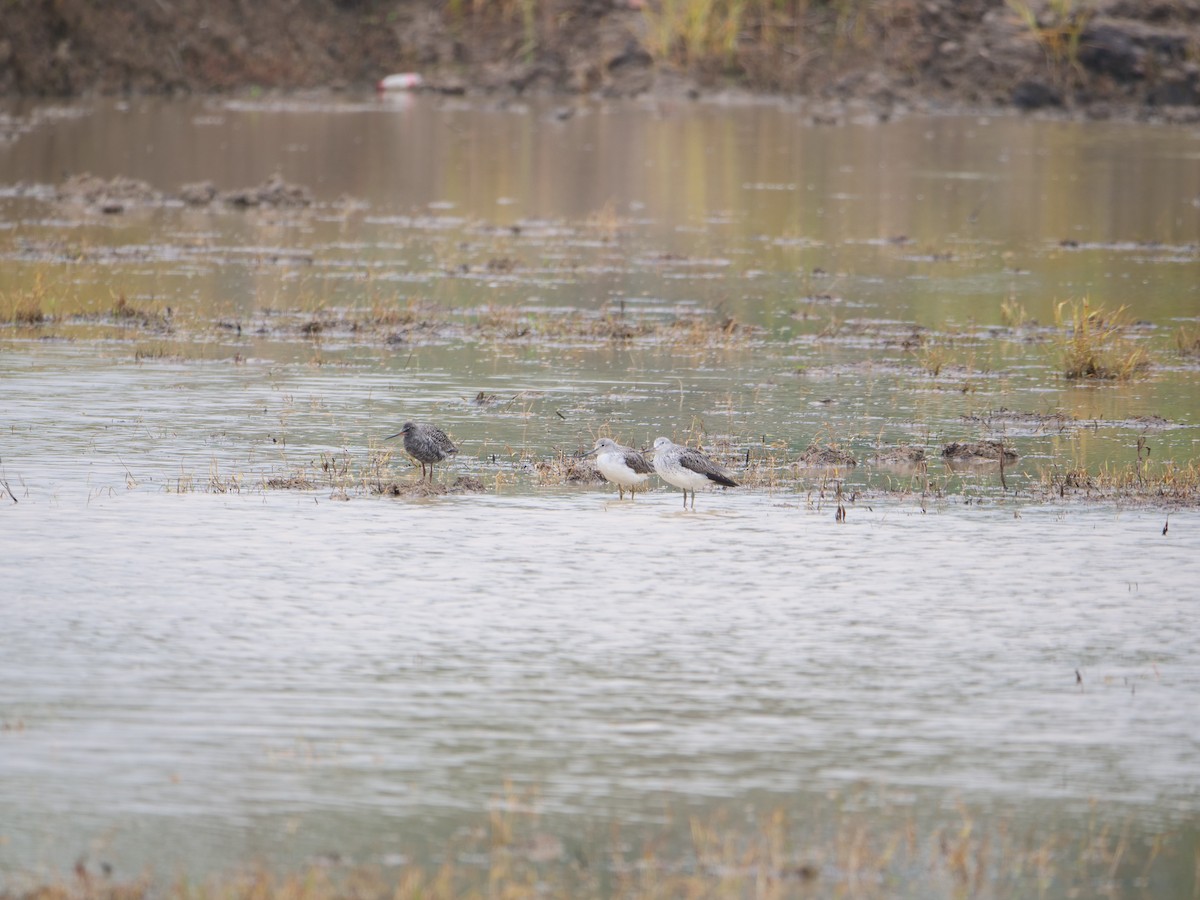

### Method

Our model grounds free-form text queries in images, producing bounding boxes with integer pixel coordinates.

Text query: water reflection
[3,97,1199,345]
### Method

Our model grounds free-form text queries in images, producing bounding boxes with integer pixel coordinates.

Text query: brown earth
[1,0,1199,117]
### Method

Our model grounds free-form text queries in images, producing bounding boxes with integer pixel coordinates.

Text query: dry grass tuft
[643,0,743,69]
[1175,324,1200,357]
[642,0,897,78]
[1006,0,1093,71]
[1042,457,1200,505]
[915,340,949,377]
[1055,298,1150,380]
[1000,298,1032,327]
[2,273,56,325]
[12,299,47,324]
[8,790,1190,900]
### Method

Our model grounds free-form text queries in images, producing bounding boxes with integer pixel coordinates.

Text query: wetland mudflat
[2,95,1199,895]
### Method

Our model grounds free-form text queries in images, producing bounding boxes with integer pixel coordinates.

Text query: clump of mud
[962,408,1074,433]
[533,453,606,485]
[870,446,927,466]
[179,181,219,206]
[941,441,1018,462]
[797,444,858,468]
[265,474,317,490]
[219,173,313,209]
[52,172,315,214]
[1120,415,1173,429]
[377,476,486,497]
[56,173,163,213]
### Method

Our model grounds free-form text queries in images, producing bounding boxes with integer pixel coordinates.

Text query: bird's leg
[682,490,687,509]
[619,485,625,500]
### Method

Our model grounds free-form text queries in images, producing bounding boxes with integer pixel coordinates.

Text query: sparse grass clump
[12,298,46,324]
[469,305,748,345]
[269,303,749,347]
[7,792,1192,900]
[643,0,899,78]
[1056,298,1150,380]
[2,274,56,325]
[1000,298,1031,327]
[1176,324,1200,356]
[644,0,742,68]
[916,340,948,377]
[1043,458,1200,505]
[1007,0,1093,71]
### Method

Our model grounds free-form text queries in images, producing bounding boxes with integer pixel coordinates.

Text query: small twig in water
[1,480,16,503]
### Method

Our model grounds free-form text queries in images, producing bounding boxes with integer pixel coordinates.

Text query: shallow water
[3,491,1199,880]
[1,95,1199,890]
[2,95,1198,479]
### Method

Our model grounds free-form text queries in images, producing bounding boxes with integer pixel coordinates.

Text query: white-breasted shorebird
[587,437,654,499]
[651,437,738,509]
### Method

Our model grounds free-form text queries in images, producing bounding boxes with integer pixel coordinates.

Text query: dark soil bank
[2,0,1200,116]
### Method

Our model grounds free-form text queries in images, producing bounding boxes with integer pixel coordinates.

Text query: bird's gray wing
[623,449,654,475]
[679,448,737,486]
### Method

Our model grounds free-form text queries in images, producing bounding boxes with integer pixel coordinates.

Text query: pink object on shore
[377,73,425,92]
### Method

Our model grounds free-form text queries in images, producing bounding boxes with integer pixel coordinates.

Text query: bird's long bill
[385,431,403,440]
[582,447,599,457]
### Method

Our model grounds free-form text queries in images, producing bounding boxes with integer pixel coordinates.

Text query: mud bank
[2,0,1200,118]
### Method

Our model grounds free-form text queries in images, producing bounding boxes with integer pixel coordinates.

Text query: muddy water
[2,96,1199,889]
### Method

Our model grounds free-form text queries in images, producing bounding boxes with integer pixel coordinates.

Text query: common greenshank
[651,437,738,509]
[587,437,654,499]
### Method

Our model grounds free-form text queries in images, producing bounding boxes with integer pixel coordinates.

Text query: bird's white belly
[655,461,712,491]
[597,454,650,487]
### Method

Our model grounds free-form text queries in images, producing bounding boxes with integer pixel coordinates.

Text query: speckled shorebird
[587,437,654,499]
[651,437,738,509]
[386,421,458,482]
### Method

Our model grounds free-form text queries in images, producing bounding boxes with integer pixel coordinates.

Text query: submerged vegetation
[5,275,1196,507]
[4,788,1192,900]
[1,281,750,349]
[1176,324,1200,357]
